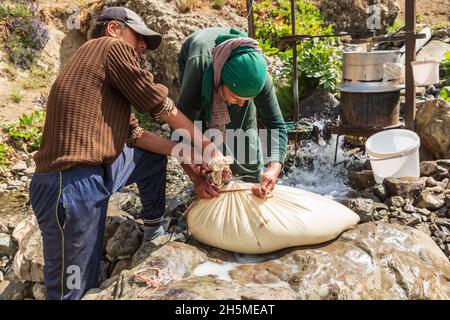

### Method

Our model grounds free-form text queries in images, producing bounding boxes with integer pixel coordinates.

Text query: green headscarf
[201,28,267,125]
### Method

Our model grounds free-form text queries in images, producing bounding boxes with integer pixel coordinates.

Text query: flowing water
[281,121,365,199]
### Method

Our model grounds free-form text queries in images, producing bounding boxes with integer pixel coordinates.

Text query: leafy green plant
[386,18,405,34]
[253,0,342,119]
[0,143,12,170]
[10,88,24,104]
[440,86,450,102]
[4,110,45,151]
[440,50,450,84]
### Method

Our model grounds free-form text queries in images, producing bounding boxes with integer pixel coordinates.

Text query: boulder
[314,0,400,34]
[348,170,376,190]
[384,177,426,199]
[298,87,339,117]
[415,99,450,160]
[106,219,142,262]
[11,161,27,173]
[83,222,450,300]
[32,282,46,300]
[12,215,44,283]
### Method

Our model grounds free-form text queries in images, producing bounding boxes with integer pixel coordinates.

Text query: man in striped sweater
[30,7,220,300]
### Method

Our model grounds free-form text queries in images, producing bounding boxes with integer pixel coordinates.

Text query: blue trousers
[29,146,167,300]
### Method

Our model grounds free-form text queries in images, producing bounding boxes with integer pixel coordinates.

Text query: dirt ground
[397,0,450,25]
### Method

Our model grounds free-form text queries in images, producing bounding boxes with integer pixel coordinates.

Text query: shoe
[143,225,166,242]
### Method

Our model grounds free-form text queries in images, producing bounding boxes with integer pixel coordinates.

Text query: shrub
[10,88,25,104]
[253,0,342,119]
[212,0,224,10]
[0,0,49,69]
[4,110,46,151]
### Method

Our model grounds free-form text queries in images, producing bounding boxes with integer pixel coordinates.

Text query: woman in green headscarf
[177,27,287,199]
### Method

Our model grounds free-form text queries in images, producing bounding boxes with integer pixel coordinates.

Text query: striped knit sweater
[34,36,172,173]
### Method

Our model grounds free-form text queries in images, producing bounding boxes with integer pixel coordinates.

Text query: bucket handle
[368,147,416,161]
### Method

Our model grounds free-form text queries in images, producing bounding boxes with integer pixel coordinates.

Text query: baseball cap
[97,7,162,50]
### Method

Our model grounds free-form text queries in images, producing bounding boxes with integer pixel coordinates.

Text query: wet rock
[372,184,387,202]
[106,219,142,262]
[11,161,27,173]
[110,259,131,278]
[84,222,450,300]
[348,170,376,190]
[415,99,450,159]
[421,161,438,176]
[32,282,46,300]
[415,187,446,210]
[384,177,426,199]
[0,233,18,256]
[339,198,375,223]
[385,196,405,208]
[12,215,44,282]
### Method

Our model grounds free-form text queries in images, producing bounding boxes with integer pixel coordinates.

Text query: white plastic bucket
[365,129,420,183]
[411,60,439,86]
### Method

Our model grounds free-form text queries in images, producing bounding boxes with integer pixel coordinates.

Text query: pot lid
[339,82,405,93]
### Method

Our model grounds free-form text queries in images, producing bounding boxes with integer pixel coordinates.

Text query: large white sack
[187,181,360,254]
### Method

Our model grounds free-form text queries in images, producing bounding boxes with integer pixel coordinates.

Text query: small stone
[385,196,405,208]
[11,161,27,172]
[20,176,28,183]
[348,170,376,190]
[436,206,448,218]
[415,188,445,210]
[420,161,438,176]
[23,167,35,177]
[434,218,450,228]
[0,233,18,256]
[403,201,416,213]
[372,184,387,202]
[32,283,46,300]
[384,177,425,199]
[339,198,375,223]
[374,202,389,210]
[426,177,441,188]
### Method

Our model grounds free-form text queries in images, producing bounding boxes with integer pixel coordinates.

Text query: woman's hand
[252,161,282,198]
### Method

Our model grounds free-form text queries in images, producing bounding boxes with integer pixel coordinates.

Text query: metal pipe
[405,0,416,130]
[291,0,299,123]
[246,0,255,38]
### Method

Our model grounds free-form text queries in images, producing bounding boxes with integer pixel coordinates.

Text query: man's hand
[193,176,220,199]
[252,161,282,198]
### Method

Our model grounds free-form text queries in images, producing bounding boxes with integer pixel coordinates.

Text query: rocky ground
[1,0,450,300]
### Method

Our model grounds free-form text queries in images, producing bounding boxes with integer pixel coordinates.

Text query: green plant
[212,0,224,10]
[386,18,405,34]
[0,143,12,170]
[440,86,450,102]
[0,0,49,69]
[10,88,24,103]
[4,110,45,151]
[253,0,342,119]
[440,50,450,84]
